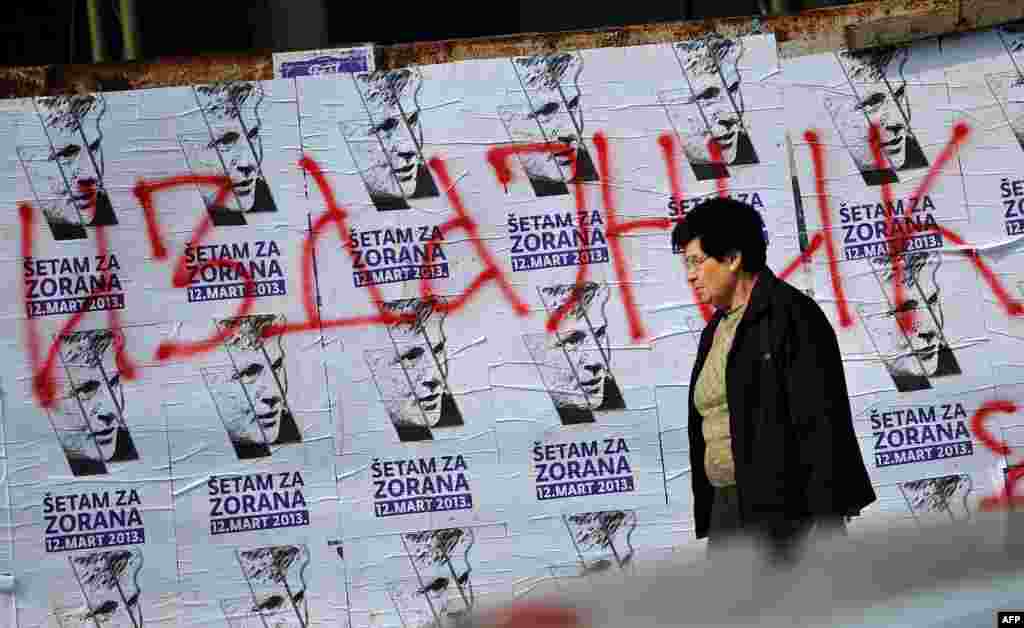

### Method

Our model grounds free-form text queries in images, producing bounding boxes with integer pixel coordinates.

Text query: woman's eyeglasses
[683,255,709,272]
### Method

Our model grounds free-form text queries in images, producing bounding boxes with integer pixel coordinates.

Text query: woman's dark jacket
[688,268,876,539]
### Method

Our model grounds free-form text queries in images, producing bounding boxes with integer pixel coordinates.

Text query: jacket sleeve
[781,296,856,517]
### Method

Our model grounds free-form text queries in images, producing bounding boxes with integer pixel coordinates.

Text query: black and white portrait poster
[326,291,496,453]
[161,312,332,466]
[12,485,177,628]
[301,59,495,359]
[342,524,517,628]
[846,468,998,534]
[0,324,173,481]
[786,41,956,194]
[526,503,698,578]
[826,251,992,399]
[8,97,155,332]
[298,64,455,216]
[576,35,796,271]
[324,289,511,537]
[0,324,177,628]
[136,81,306,230]
[12,91,147,241]
[784,40,975,362]
[173,438,342,628]
[488,281,658,426]
[527,509,643,579]
[940,25,1024,245]
[846,386,1005,507]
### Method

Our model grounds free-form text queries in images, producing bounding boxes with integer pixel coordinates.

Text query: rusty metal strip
[845,0,1024,49]
[0,0,1022,99]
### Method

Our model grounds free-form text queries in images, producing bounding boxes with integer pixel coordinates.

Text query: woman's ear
[729,252,742,273]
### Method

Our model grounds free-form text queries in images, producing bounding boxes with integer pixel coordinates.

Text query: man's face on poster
[366,310,449,428]
[52,332,125,464]
[371,100,424,200]
[528,286,613,411]
[402,528,474,618]
[189,84,266,213]
[17,147,83,230]
[236,545,308,626]
[865,253,947,378]
[550,319,611,409]
[507,54,586,182]
[208,117,263,211]
[207,316,289,446]
[345,70,428,202]
[38,96,105,212]
[900,473,973,523]
[857,84,911,169]
[66,549,143,628]
[527,90,583,173]
[675,41,746,165]
[824,94,880,173]
[565,510,635,570]
[829,49,917,174]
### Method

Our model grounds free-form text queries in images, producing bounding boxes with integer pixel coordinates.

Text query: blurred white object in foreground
[464,512,1024,628]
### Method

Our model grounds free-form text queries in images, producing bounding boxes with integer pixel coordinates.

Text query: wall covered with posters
[1,21,1024,628]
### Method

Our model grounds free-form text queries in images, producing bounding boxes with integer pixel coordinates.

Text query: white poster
[1,331,177,628]
[173,440,341,628]
[2,23,1024,626]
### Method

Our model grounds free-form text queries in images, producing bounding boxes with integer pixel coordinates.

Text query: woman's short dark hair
[671,197,767,273]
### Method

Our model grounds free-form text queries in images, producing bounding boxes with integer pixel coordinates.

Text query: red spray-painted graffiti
[659,133,714,323]
[795,129,853,328]
[420,155,533,319]
[708,138,729,199]
[970,400,1024,510]
[260,156,414,337]
[594,132,673,340]
[15,121,1024,510]
[134,174,258,361]
[483,142,586,329]
[21,182,137,409]
[868,121,975,333]
[869,124,910,332]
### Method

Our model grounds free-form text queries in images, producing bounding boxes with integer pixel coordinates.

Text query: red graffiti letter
[592,133,673,340]
[868,124,912,332]
[970,399,1024,511]
[658,133,715,323]
[266,156,411,337]
[871,121,974,332]
[484,142,587,328]
[21,183,138,408]
[971,399,1014,457]
[134,174,260,360]
[708,137,728,199]
[417,154,532,318]
[789,130,853,327]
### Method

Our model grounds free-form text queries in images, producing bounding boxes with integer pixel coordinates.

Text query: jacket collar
[745,267,777,319]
